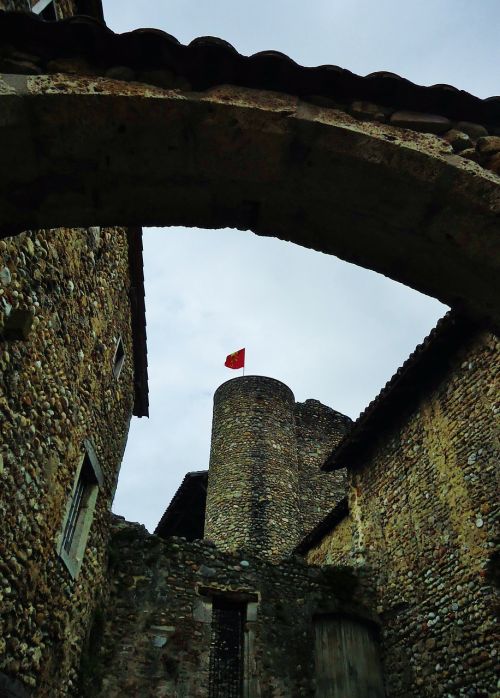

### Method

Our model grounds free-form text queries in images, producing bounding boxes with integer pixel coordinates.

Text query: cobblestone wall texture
[307,513,353,568]
[90,516,370,698]
[0,1,76,16]
[0,1,29,10]
[306,330,499,697]
[295,399,351,536]
[205,376,301,559]
[0,228,135,697]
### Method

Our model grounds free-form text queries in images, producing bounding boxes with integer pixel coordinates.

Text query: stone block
[456,121,489,139]
[476,136,500,155]
[443,129,471,152]
[350,101,392,122]
[390,111,451,134]
[485,152,500,175]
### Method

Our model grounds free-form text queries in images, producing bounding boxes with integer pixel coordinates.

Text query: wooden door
[314,616,385,698]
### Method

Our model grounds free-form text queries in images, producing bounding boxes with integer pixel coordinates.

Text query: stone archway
[0,14,499,323]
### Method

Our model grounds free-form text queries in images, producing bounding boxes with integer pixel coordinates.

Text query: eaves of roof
[294,497,349,556]
[0,11,499,127]
[154,470,208,538]
[323,311,482,471]
[126,227,149,418]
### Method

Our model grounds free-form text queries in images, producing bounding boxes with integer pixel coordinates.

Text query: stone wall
[0,228,135,697]
[90,516,372,698]
[306,330,499,697]
[0,1,29,10]
[295,399,351,536]
[205,378,352,560]
[205,376,301,559]
[0,1,76,16]
[306,512,353,568]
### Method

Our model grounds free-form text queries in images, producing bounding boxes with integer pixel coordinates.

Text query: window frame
[112,335,125,379]
[56,439,103,579]
[32,0,57,19]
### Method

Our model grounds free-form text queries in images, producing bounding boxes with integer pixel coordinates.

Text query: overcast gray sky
[104,0,500,532]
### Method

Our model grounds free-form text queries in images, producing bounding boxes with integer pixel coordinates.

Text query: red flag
[225,348,245,369]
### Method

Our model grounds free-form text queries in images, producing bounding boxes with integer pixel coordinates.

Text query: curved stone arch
[1,74,499,321]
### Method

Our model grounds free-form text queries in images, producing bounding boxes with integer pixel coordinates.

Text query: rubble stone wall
[295,399,352,536]
[306,330,499,697]
[0,1,76,16]
[91,516,371,698]
[0,228,135,697]
[0,1,29,10]
[306,513,353,568]
[205,376,301,559]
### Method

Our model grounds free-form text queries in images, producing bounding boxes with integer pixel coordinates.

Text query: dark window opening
[209,597,246,698]
[61,454,96,554]
[113,336,125,379]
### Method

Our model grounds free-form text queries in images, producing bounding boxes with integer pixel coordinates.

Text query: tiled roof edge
[0,11,499,126]
[294,497,349,555]
[323,311,483,471]
[126,227,149,418]
[154,470,208,536]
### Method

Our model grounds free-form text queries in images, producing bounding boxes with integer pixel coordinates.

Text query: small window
[57,440,103,578]
[32,0,57,20]
[112,336,125,379]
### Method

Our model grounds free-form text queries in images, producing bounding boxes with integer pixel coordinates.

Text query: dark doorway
[209,597,246,698]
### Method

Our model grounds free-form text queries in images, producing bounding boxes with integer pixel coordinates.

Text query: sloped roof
[154,471,208,540]
[294,497,349,555]
[323,311,481,471]
[126,228,148,418]
[0,11,498,126]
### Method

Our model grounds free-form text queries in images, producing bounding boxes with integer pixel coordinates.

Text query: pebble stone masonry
[205,376,301,559]
[0,2,499,697]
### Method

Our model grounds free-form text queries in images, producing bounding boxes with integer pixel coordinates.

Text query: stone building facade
[295,399,352,538]
[0,10,147,697]
[300,316,499,697]
[0,2,498,697]
[86,516,380,698]
[205,377,351,559]
[0,227,146,697]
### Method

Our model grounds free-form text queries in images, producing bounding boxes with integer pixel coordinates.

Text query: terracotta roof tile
[154,471,208,539]
[323,311,483,471]
[0,11,499,126]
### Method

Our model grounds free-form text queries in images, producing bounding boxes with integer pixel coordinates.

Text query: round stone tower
[205,376,300,560]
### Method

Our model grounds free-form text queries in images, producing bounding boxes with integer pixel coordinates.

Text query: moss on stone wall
[306,330,499,697]
[93,516,373,698]
[306,514,353,567]
[0,228,135,697]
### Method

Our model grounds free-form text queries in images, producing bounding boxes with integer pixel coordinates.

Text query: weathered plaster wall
[0,228,135,697]
[295,399,351,536]
[89,516,370,698]
[306,331,499,697]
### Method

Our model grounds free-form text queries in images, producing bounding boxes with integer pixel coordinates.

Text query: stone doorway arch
[0,13,499,322]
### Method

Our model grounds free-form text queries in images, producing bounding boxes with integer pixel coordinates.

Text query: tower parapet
[205,376,300,559]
